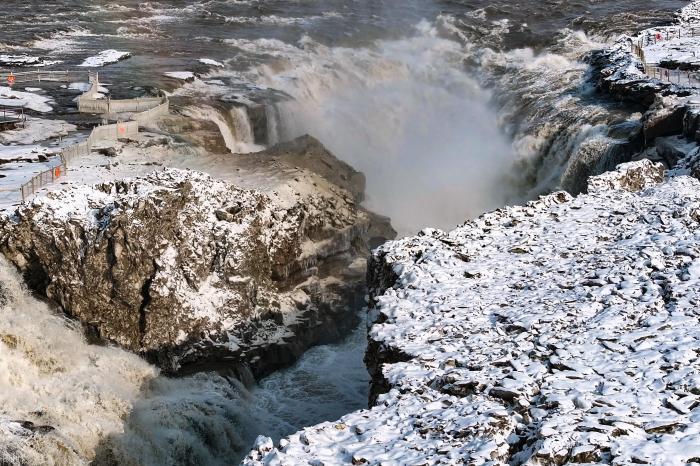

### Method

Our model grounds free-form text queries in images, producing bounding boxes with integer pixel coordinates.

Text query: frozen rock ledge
[244,160,700,465]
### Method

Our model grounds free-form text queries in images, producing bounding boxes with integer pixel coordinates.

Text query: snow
[0,86,53,113]
[0,54,61,68]
[164,71,195,81]
[0,117,75,145]
[198,58,224,67]
[642,36,700,67]
[630,2,700,71]
[244,161,700,464]
[78,50,131,68]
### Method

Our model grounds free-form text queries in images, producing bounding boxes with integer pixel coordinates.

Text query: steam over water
[0,0,689,464]
[253,23,517,233]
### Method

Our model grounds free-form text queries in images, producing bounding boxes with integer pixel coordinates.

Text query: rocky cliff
[0,159,384,377]
[244,159,700,465]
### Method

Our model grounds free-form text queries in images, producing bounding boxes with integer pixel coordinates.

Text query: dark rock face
[656,135,695,166]
[0,165,385,376]
[364,247,410,405]
[683,104,700,142]
[643,102,686,142]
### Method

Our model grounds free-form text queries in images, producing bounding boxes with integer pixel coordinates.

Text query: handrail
[0,106,25,127]
[629,31,700,86]
[18,71,170,201]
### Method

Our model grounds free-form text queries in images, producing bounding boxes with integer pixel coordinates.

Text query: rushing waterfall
[182,105,262,154]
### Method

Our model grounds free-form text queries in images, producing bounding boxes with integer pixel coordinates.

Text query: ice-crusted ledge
[244,160,700,465]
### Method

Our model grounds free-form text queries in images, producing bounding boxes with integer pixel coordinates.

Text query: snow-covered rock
[0,167,375,375]
[244,161,700,465]
[0,54,60,68]
[587,159,664,193]
[164,71,196,82]
[78,50,131,68]
[198,58,225,68]
[0,86,54,113]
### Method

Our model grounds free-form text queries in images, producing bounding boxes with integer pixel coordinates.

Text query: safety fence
[643,64,700,86]
[635,27,700,48]
[0,70,87,84]
[20,164,68,203]
[0,106,25,128]
[19,72,170,201]
[629,33,700,86]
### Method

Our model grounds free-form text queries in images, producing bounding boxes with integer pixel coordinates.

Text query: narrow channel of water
[245,311,370,447]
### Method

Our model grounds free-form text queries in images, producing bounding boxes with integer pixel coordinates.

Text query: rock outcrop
[244,160,700,465]
[0,166,378,376]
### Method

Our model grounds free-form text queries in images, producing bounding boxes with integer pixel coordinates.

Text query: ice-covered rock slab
[78,50,131,68]
[246,164,700,464]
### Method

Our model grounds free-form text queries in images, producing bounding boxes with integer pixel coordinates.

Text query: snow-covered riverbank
[246,158,700,465]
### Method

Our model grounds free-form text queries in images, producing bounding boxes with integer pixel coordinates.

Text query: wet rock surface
[245,160,700,465]
[246,135,367,204]
[0,166,377,376]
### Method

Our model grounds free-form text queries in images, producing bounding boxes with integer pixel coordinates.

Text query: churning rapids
[0,0,689,464]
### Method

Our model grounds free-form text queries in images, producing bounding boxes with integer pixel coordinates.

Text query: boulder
[655,135,697,166]
[248,135,367,203]
[587,159,665,193]
[643,98,687,142]
[0,168,373,375]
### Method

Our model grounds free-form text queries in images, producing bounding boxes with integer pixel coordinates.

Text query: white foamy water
[0,255,369,465]
[248,313,369,442]
[0,258,259,465]
[182,105,263,154]
[246,23,519,235]
[0,256,156,465]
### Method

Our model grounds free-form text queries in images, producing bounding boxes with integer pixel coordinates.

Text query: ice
[0,86,53,113]
[198,58,224,67]
[163,71,195,81]
[78,50,131,68]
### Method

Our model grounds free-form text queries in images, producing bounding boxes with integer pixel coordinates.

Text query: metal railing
[18,72,170,202]
[0,70,87,84]
[643,64,700,86]
[635,26,700,48]
[0,106,25,128]
[629,30,700,86]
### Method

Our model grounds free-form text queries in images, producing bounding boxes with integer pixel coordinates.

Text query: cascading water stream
[250,24,521,236]
[0,255,369,465]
